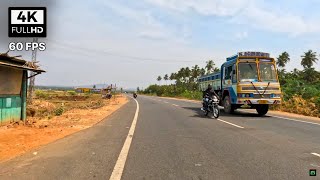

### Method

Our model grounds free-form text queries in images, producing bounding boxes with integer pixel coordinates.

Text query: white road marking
[271,115,320,126]
[311,153,320,158]
[311,164,320,168]
[172,104,179,107]
[109,97,140,180]
[217,119,244,129]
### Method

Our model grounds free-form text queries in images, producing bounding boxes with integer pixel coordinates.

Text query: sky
[0,0,320,89]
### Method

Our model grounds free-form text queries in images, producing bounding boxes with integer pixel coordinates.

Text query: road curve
[0,94,320,180]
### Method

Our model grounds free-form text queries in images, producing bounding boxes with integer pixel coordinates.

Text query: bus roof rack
[238,51,270,57]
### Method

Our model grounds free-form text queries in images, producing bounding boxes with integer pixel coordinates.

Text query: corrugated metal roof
[0,53,45,73]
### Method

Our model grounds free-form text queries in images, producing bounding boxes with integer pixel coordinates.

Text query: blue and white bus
[198,52,282,116]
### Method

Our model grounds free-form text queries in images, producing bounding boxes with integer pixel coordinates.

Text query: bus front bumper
[237,99,281,105]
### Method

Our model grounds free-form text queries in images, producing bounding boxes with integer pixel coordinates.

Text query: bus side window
[232,64,236,83]
[225,66,233,80]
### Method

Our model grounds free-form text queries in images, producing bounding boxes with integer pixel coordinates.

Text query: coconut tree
[164,74,169,85]
[276,52,290,85]
[185,67,191,83]
[177,67,185,83]
[169,73,176,81]
[191,65,200,82]
[213,67,220,73]
[157,76,162,85]
[200,68,206,76]
[277,52,290,69]
[301,50,318,69]
[205,60,215,74]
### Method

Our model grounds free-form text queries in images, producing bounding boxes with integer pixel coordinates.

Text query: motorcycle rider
[201,84,219,111]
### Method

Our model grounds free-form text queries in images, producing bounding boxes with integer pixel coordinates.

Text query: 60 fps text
[9,42,46,51]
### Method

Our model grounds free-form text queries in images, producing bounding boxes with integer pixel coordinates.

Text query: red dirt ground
[0,95,128,163]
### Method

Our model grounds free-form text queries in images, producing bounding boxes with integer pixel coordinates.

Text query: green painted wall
[0,71,28,125]
[0,96,22,125]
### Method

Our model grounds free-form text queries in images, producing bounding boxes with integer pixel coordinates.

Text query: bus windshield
[238,62,258,82]
[259,63,277,82]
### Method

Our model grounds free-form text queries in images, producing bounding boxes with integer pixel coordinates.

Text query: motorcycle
[133,93,137,99]
[202,96,220,118]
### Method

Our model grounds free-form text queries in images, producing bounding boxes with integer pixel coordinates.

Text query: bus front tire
[223,96,235,114]
[256,105,269,116]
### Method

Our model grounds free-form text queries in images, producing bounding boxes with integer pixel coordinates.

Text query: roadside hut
[0,53,45,125]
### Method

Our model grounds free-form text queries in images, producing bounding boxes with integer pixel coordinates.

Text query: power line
[47,39,203,63]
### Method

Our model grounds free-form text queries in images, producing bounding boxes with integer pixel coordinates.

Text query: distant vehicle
[133,93,137,99]
[202,95,220,118]
[198,51,282,116]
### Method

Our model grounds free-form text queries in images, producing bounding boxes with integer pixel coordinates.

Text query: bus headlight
[238,93,253,98]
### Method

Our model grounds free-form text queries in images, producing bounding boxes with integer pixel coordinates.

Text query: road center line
[271,115,320,126]
[311,153,320,158]
[172,104,179,107]
[217,119,244,129]
[109,97,140,180]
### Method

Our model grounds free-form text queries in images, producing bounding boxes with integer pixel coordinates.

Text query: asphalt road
[1,95,320,180]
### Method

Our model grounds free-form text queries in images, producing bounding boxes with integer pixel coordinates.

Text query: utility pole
[28,38,38,104]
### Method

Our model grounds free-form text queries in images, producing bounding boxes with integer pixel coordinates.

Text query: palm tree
[303,67,319,83]
[277,52,290,69]
[276,52,290,85]
[213,67,220,73]
[157,76,162,85]
[185,67,191,83]
[301,50,318,69]
[200,68,206,76]
[169,73,176,81]
[205,60,215,74]
[191,65,200,82]
[164,74,169,85]
[177,67,185,83]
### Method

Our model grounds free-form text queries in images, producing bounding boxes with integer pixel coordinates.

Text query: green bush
[143,84,202,100]
[54,106,64,116]
[67,91,77,96]
[179,90,202,100]
[302,86,320,99]
[35,90,49,99]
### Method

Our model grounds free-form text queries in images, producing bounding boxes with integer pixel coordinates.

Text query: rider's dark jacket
[203,88,218,99]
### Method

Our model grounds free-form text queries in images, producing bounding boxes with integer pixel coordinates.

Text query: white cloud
[145,0,249,16]
[145,0,320,35]
[235,31,248,40]
[234,2,320,36]
[97,0,187,42]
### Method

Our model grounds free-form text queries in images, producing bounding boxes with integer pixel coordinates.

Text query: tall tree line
[156,60,220,91]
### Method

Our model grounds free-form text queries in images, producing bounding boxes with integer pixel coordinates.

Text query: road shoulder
[0,95,128,163]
